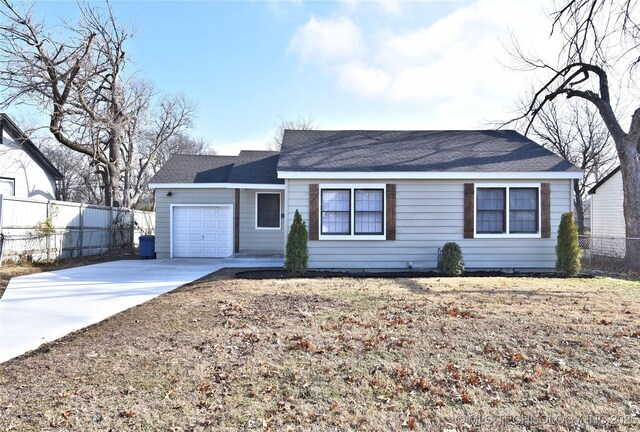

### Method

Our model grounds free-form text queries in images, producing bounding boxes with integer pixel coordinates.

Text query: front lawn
[1,271,639,431]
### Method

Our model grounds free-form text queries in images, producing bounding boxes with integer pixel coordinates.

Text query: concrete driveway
[0,257,282,363]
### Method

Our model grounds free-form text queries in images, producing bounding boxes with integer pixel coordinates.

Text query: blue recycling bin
[139,235,156,259]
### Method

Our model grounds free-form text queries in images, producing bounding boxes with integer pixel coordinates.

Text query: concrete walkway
[0,257,282,363]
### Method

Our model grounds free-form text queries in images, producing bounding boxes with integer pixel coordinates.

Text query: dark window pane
[321,189,351,234]
[477,188,506,233]
[355,189,383,234]
[257,193,280,228]
[509,188,538,233]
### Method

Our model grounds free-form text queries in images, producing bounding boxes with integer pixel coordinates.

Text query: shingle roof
[149,151,284,185]
[150,154,236,183]
[278,130,581,173]
[227,151,283,184]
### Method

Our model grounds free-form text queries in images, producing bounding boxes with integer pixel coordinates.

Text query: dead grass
[0,271,639,431]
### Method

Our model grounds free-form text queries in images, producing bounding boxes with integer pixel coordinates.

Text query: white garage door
[172,206,233,258]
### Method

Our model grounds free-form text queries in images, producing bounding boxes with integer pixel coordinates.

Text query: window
[321,189,351,234]
[476,188,506,234]
[509,188,538,233]
[475,185,540,236]
[256,193,281,229]
[354,189,384,235]
[320,186,385,238]
[0,177,15,197]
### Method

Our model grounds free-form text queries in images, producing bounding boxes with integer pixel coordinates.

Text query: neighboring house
[581,200,591,232]
[588,166,626,257]
[0,114,63,200]
[149,130,582,270]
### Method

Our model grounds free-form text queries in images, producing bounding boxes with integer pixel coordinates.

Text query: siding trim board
[279,171,582,180]
[149,183,285,190]
[234,189,240,253]
[308,184,319,240]
[385,184,396,240]
[541,183,551,238]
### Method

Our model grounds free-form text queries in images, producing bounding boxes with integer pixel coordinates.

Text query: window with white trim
[476,185,539,235]
[320,187,385,237]
[354,189,384,235]
[256,193,281,229]
[0,177,15,197]
[321,189,351,234]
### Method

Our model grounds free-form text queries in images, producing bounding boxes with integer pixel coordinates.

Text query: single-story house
[149,130,582,270]
[588,166,626,257]
[0,113,63,200]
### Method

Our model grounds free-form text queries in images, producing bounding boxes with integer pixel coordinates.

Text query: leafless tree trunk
[509,0,640,242]
[269,115,317,150]
[530,99,617,233]
[0,0,132,207]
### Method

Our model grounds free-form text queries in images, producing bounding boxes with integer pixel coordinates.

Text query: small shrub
[285,209,308,274]
[438,242,465,276]
[556,212,581,276]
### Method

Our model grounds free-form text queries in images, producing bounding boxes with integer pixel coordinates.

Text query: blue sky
[6,0,560,154]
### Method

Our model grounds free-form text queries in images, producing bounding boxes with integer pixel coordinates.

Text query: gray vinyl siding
[154,188,234,258]
[154,187,283,258]
[286,179,572,270]
[238,190,284,254]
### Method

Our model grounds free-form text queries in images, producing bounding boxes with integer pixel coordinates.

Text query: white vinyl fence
[0,195,155,263]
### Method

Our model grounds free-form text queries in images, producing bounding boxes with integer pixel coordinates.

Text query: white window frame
[318,183,386,241]
[0,177,15,197]
[255,192,282,230]
[474,183,542,238]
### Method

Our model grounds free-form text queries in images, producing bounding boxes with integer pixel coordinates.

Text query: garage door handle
[201,235,205,240]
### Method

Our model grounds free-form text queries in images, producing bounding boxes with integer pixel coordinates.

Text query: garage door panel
[172,205,233,258]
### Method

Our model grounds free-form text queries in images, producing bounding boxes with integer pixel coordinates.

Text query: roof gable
[0,113,63,180]
[588,166,620,194]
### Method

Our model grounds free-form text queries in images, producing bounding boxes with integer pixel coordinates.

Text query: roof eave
[148,182,285,190]
[588,166,620,194]
[277,170,583,180]
[1,114,64,180]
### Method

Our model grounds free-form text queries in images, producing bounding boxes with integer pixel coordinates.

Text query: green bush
[438,242,465,276]
[556,212,581,276]
[285,209,308,274]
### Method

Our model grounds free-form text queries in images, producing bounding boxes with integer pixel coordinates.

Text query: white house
[588,166,627,257]
[0,114,62,200]
[149,130,582,271]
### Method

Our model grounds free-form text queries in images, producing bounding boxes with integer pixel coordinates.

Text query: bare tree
[1,1,133,207]
[121,84,196,208]
[47,147,108,204]
[508,0,640,241]
[269,115,317,150]
[0,1,202,208]
[530,99,617,233]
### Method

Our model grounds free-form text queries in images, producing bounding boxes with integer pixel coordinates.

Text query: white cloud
[288,15,364,63]
[334,62,389,97]
[288,0,567,126]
